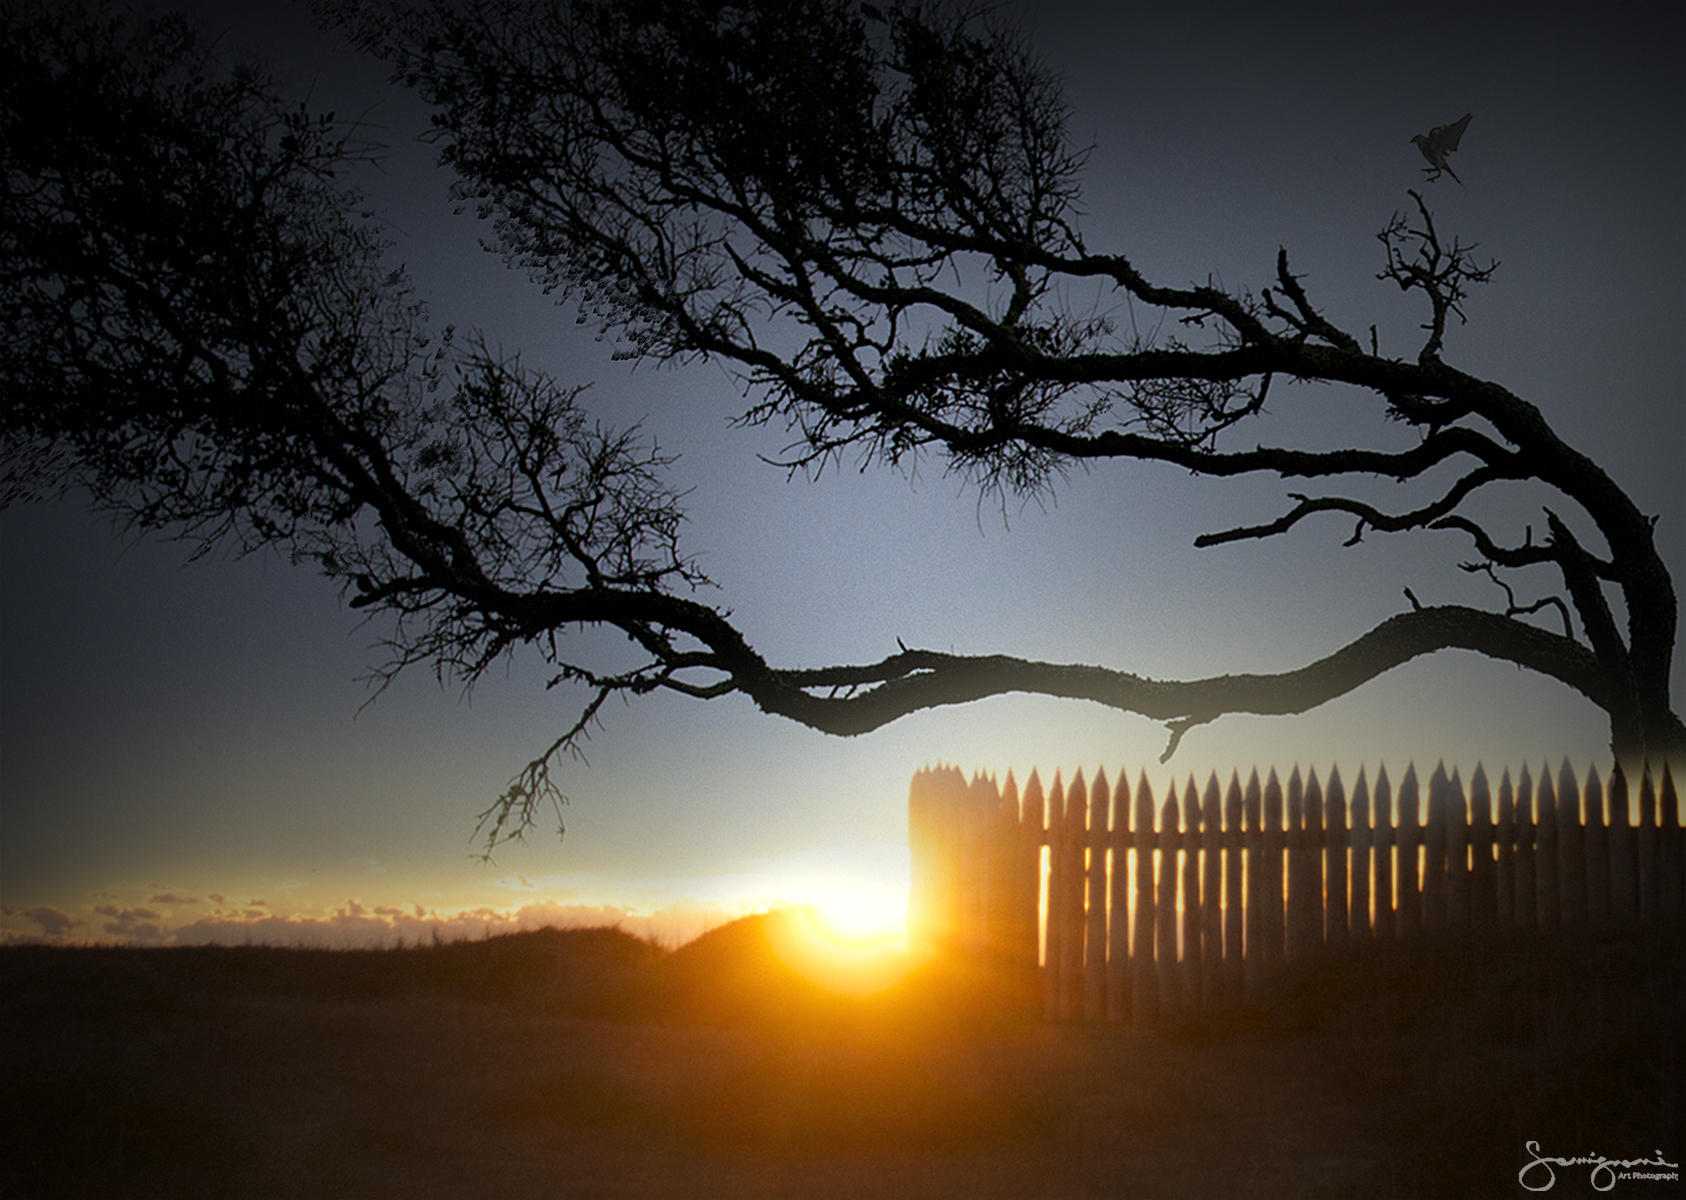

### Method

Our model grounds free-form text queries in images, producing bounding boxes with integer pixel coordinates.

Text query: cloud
[93,905,163,943]
[168,899,737,950]
[4,892,741,950]
[17,906,78,939]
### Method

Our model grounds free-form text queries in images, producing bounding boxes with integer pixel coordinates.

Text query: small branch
[1160,713,1214,763]
[1459,560,1574,638]
[1196,465,1513,549]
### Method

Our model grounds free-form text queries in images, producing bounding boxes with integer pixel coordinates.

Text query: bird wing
[1430,113,1473,153]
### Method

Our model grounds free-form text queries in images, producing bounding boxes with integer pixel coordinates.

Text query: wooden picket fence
[906,761,1684,1022]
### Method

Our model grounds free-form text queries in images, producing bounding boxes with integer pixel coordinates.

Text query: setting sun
[741,848,919,994]
[742,845,912,944]
[803,876,909,945]
[765,905,918,997]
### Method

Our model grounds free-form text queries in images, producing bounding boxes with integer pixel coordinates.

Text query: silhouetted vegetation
[3,918,1680,1198]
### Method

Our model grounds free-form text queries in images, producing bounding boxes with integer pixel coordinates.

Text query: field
[3,915,1682,1199]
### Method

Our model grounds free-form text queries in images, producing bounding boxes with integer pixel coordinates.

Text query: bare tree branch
[6,0,1681,854]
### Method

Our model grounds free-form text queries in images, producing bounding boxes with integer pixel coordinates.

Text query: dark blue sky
[2,0,1681,945]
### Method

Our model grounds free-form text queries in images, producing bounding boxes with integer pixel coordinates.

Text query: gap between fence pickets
[904,760,1685,1022]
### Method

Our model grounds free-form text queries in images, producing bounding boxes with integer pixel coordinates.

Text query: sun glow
[751,848,919,995]
[767,905,919,996]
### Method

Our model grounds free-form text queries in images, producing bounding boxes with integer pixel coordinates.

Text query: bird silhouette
[1411,113,1472,186]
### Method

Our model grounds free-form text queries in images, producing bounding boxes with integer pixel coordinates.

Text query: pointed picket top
[1373,763,1391,825]
[1176,775,1195,831]
[1136,770,1157,832]
[1089,767,1111,835]
[1609,761,1632,823]
[1399,763,1421,826]
[1471,763,1491,818]
[1326,764,1347,827]
[1351,766,1370,823]
[1427,763,1451,829]
[1536,761,1558,821]
[1202,772,1222,830]
[1022,767,1046,832]
[1224,771,1243,829]
[1160,781,1180,832]
[1557,759,1579,820]
[1048,768,1067,825]
[1000,769,1021,824]
[1110,766,1132,832]
[1245,768,1263,830]
[1288,764,1305,830]
[1306,768,1325,834]
[1066,768,1088,833]
[1264,768,1284,825]
[1584,762,1606,825]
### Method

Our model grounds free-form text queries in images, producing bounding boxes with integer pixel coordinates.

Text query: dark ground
[3,916,1682,1199]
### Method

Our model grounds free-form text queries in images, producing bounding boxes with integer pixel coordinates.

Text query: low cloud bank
[3,898,737,951]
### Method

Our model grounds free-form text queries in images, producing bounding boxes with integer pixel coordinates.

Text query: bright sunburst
[750,848,918,995]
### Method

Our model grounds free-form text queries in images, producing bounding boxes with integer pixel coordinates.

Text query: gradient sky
[3,0,1682,947]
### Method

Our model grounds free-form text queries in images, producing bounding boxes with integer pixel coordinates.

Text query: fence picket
[1350,769,1372,939]
[1106,769,1130,1022]
[907,760,1681,1026]
[1536,763,1560,929]
[1662,770,1683,914]
[1513,766,1536,930]
[1557,761,1587,926]
[1584,765,1610,926]
[1084,770,1110,1020]
[1262,771,1286,966]
[1424,765,1450,934]
[1131,773,1158,1022]
[1155,789,1179,1017]
[1470,765,1496,927]
[1058,771,1086,1020]
[1608,765,1637,923]
[1042,772,1066,1020]
[1447,767,1470,931]
[1396,765,1422,938]
[1373,766,1394,941]
[1635,767,1659,917]
[1242,770,1266,993]
[1326,767,1348,949]
[1286,768,1311,961]
[1222,773,1245,996]
[1495,768,1515,927]
[1201,775,1225,1004]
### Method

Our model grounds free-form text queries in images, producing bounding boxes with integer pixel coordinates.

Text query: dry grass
[3,917,1681,1199]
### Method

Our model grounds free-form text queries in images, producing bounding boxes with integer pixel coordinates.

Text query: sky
[2,0,1682,948]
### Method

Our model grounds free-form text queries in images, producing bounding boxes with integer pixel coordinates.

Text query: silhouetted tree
[4,0,1680,845]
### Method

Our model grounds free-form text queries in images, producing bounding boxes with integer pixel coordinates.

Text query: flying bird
[1411,113,1472,186]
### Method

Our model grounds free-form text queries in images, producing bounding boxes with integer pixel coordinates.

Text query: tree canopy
[3,0,1679,846]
